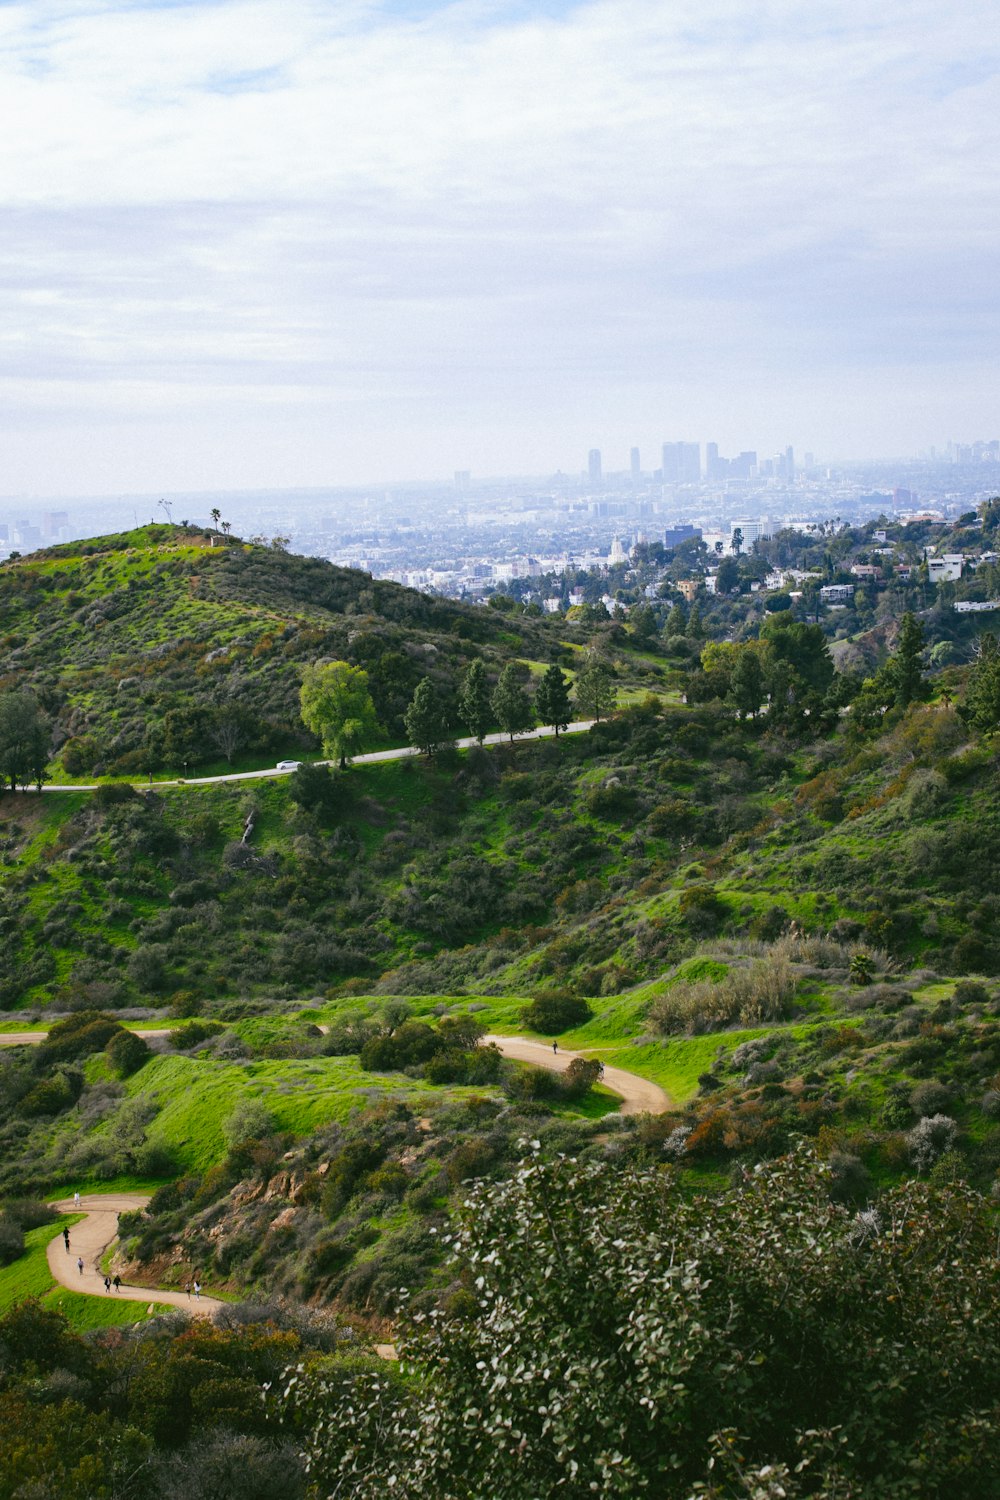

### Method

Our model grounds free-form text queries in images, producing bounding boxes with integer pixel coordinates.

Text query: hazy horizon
[2,0,997,494]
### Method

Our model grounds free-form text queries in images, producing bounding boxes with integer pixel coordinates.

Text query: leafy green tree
[288,1149,1000,1500]
[715,555,740,593]
[490,663,535,742]
[300,661,381,768]
[0,690,50,792]
[574,652,615,721]
[404,678,450,756]
[457,658,493,744]
[687,600,703,638]
[534,663,572,736]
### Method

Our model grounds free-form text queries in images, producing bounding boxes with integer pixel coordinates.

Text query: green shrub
[105,1029,151,1078]
[0,1216,25,1266]
[677,883,726,935]
[520,993,593,1034]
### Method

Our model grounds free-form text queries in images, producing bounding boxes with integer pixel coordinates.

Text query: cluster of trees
[298,652,617,763]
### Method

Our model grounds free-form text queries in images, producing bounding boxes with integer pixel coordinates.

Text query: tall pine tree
[535,663,572,736]
[491,663,535,742]
[458,659,492,744]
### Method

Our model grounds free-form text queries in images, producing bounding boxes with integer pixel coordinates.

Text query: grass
[0,1220,171,1330]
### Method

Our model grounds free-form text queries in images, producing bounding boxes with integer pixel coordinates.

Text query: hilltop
[0,525,584,778]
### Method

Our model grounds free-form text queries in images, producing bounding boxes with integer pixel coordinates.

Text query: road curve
[29,720,598,793]
[48,1193,222,1316]
[485,1035,670,1115]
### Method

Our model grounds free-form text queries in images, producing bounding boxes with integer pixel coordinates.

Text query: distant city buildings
[588,449,602,484]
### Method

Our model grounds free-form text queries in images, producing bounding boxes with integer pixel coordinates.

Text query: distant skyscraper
[630,446,640,479]
[454,470,470,493]
[661,442,700,484]
[785,446,795,483]
[588,449,602,483]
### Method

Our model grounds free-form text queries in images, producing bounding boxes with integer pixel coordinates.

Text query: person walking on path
[552,1041,558,1054]
[73,1190,81,1208]
[103,1275,111,1294]
[62,1227,70,1252]
[112,1275,121,1293]
[76,1256,84,1276]
[184,1283,191,1299]
[193,1279,201,1301]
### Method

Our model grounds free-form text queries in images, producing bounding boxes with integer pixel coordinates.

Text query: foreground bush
[285,1148,1000,1499]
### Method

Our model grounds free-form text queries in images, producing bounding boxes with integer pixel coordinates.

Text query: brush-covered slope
[0,525,570,776]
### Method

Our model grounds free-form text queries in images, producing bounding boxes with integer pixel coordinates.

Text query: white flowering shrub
[906,1112,959,1171]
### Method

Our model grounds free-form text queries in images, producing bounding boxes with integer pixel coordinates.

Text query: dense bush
[288,1149,1000,1499]
[520,992,593,1034]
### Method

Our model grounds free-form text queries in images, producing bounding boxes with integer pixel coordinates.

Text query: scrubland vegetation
[3,525,1000,1495]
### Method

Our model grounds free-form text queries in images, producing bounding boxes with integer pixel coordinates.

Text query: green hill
[0,524,585,778]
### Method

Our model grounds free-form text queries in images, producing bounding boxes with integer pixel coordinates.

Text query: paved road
[48,1193,221,1316]
[485,1035,671,1114]
[25,720,597,793]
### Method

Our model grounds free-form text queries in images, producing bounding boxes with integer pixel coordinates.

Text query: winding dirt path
[485,1035,670,1114]
[48,1194,222,1317]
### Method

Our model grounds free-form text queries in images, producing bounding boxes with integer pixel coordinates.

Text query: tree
[665,602,686,636]
[728,646,766,719]
[574,652,615,722]
[962,632,1000,732]
[490,663,535,742]
[457,659,492,744]
[534,663,572,737]
[630,604,657,646]
[0,690,50,792]
[715,555,740,594]
[288,1149,1000,1500]
[404,679,450,756]
[730,526,744,555]
[890,610,926,707]
[687,600,703,639]
[210,507,221,528]
[300,661,381,768]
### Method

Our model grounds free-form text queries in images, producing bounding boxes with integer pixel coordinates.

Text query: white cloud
[0,0,999,488]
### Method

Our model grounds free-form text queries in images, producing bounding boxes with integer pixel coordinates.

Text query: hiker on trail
[184,1284,191,1298]
[193,1279,201,1300]
[103,1275,111,1294]
[62,1227,70,1251]
[552,1041,558,1054]
[76,1257,84,1276]
[112,1275,121,1293]
[73,1190,81,1208]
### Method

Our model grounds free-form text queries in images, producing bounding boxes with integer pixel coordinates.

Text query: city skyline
[1,1,998,494]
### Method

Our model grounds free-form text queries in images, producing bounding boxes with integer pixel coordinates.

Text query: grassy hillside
[0,525,623,778]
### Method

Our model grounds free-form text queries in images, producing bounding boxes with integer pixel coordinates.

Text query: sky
[1,0,998,494]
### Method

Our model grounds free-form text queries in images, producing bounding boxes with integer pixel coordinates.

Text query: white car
[275,760,303,772]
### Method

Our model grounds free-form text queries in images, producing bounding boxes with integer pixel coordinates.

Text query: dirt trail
[48,1194,222,1316]
[484,1035,670,1114]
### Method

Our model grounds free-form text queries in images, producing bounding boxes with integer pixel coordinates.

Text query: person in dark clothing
[552,1041,558,1054]
[62,1227,70,1252]
[103,1275,111,1293]
[112,1274,121,1293]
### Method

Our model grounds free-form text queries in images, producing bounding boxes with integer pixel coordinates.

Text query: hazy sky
[1,0,998,493]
